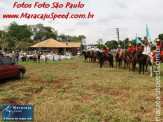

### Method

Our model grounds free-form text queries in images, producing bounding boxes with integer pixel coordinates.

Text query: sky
[0,0,163,44]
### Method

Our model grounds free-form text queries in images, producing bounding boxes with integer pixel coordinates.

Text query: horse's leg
[143,64,145,74]
[150,59,153,77]
[150,65,153,77]
[128,62,130,71]
[139,63,141,74]
[146,64,148,72]
[100,60,103,68]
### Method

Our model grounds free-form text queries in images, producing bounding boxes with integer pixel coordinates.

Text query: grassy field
[0,57,163,122]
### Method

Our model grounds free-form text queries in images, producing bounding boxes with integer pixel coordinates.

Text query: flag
[136,36,145,46]
[146,24,151,42]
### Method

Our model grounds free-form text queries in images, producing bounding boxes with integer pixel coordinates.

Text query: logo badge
[2,105,33,121]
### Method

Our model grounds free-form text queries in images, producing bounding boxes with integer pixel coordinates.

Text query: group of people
[116,38,162,59]
[0,50,73,64]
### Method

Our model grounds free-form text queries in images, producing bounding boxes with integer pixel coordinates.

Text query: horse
[81,50,91,62]
[136,49,147,74]
[97,51,113,68]
[90,50,96,62]
[122,51,128,68]
[125,51,132,71]
[131,50,137,71]
[115,52,123,68]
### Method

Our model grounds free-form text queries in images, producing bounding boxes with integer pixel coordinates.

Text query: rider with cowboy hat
[155,39,162,51]
[143,40,151,56]
[127,44,132,52]
[103,45,109,54]
[117,45,122,54]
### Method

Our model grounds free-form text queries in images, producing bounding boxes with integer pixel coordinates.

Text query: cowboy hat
[128,44,131,46]
[145,41,149,44]
[155,39,160,42]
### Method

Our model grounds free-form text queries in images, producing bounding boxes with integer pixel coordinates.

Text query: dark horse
[136,49,147,74]
[81,50,91,62]
[115,52,123,68]
[97,51,113,68]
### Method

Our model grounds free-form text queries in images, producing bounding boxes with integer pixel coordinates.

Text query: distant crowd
[0,50,73,64]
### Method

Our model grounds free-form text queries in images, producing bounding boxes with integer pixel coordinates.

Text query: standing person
[15,51,19,64]
[0,52,3,57]
[33,53,36,63]
[45,55,48,64]
[76,51,81,61]
[38,52,41,63]
[11,51,16,63]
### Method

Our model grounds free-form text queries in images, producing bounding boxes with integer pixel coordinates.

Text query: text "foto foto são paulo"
[13,1,85,9]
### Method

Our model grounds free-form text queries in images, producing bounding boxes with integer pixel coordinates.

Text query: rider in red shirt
[136,43,143,51]
[156,39,162,51]
[128,44,132,52]
[103,46,109,54]
[117,45,122,53]
[132,45,136,51]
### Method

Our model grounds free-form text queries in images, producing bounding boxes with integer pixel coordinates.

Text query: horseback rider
[137,43,143,51]
[116,45,122,54]
[143,41,151,56]
[155,39,162,52]
[132,44,136,52]
[103,45,109,60]
[103,45,109,54]
[127,44,132,52]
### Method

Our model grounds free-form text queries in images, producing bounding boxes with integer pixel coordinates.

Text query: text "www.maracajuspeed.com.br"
[3,12,94,20]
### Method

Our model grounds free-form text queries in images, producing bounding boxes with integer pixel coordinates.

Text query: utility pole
[116,28,120,45]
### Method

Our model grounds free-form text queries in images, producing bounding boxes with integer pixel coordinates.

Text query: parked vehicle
[0,57,26,80]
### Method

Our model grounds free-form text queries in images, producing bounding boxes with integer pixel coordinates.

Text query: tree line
[0,22,163,52]
[94,34,163,50]
[0,22,86,52]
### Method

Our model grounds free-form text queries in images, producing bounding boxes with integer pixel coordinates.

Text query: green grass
[0,57,162,122]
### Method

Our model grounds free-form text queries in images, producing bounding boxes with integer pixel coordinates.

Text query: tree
[8,22,33,42]
[96,38,103,48]
[105,40,118,50]
[32,24,58,41]
[0,30,7,52]
[78,35,86,45]
[158,33,163,40]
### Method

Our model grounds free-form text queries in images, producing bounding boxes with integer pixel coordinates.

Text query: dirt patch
[54,84,62,89]
[21,87,43,94]
[2,99,22,105]
[75,77,80,80]
[97,90,122,96]
[81,94,93,104]
[11,85,19,90]
[68,66,79,70]
[38,78,71,85]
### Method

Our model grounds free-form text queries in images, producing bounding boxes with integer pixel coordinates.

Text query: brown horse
[82,50,91,62]
[131,50,137,71]
[136,49,147,74]
[122,51,128,68]
[115,52,123,68]
[125,51,132,71]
